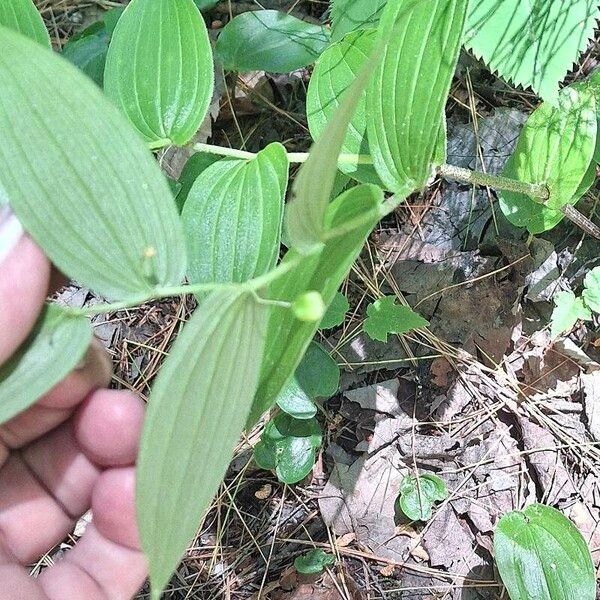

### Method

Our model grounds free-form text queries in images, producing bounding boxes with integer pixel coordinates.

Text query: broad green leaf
[105,0,214,146]
[216,10,330,73]
[494,504,595,600]
[499,87,597,234]
[366,0,468,194]
[103,7,125,36]
[137,291,266,597]
[320,291,349,330]
[465,0,600,102]
[307,29,383,187]
[0,304,92,424]
[286,46,381,253]
[0,0,49,46]
[253,414,322,484]
[397,473,448,521]
[249,184,385,426]
[0,28,187,301]
[330,0,387,41]
[294,549,335,575]
[176,152,223,212]
[276,378,317,420]
[550,291,592,339]
[363,296,429,343]
[583,267,600,313]
[182,143,288,284]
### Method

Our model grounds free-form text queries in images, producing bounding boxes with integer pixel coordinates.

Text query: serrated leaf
[550,291,592,339]
[105,0,214,146]
[0,304,92,424]
[494,504,595,600]
[0,28,187,301]
[366,0,468,194]
[499,86,597,234]
[254,414,322,484]
[583,266,600,313]
[363,296,429,343]
[320,291,349,330]
[176,152,223,212]
[294,549,335,575]
[286,45,381,253]
[465,0,600,102]
[0,0,49,46]
[248,184,385,426]
[330,0,387,41]
[182,143,288,285]
[397,473,448,522]
[307,28,383,187]
[216,10,330,73]
[137,291,266,597]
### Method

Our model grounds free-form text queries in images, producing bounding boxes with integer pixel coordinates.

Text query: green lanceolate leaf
[494,504,595,600]
[550,291,592,339]
[583,267,600,313]
[216,10,330,73]
[0,28,187,301]
[249,183,385,426]
[294,549,335,575]
[363,296,429,343]
[0,0,49,46]
[397,473,448,522]
[320,291,349,330]
[499,86,597,234]
[182,143,288,285]
[286,45,381,253]
[307,29,383,187]
[176,152,223,212]
[465,0,600,102]
[105,0,214,146]
[330,0,387,41]
[0,305,92,424]
[367,0,468,194]
[137,291,267,597]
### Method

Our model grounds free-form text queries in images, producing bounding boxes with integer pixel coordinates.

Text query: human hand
[0,208,147,600]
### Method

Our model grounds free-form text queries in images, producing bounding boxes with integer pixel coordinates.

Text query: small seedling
[396,473,448,522]
[294,549,335,577]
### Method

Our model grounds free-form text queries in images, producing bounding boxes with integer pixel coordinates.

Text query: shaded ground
[38,1,600,598]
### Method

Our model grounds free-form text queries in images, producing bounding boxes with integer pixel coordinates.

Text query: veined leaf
[363,296,429,343]
[366,0,468,194]
[307,29,383,187]
[0,0,49,46]
[465,0,600,102]
[182,143,288,284]
[249,183,385,426]
[0,305,92,424]
[550,291,592,339]
[216,10,330,73]
[499,86,597,234]
[330,0,387,41]
[583,267,600,313]
[137,291,267,597]
[176,152,223,212]
[0,28,187,301]
[494,504,595,600]
[286,43,380,253]
[105,0,214,146]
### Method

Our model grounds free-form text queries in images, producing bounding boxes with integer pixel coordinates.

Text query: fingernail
[0,205,24,265]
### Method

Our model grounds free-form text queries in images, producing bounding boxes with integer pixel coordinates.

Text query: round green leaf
[294,549,335,575]
[295,342,340,400]
[216,10,330,73]
[0,28,187,301]
[319,291,349,330]
[105,0,214,146]
[494,504,595,600]
[182,143,289,284]
[0,0,49,46]
[276,378,318,420]
[397,473,448,522]
[307,29,382,186]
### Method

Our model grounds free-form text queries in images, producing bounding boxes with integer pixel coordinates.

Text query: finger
[0,340,112,449]
[0,207,50,366]
[0,391,143,563]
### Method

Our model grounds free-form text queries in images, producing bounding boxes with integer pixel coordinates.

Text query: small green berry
[292,292,326,322]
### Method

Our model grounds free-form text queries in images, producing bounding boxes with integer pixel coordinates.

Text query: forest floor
[37,1,600,598]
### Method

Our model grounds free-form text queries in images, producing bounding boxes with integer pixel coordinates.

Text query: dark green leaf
[0,28,187,301]
[137,291,267,597]
[494,504,595,600]
[216,10,330,73]
[550,291,592,339]
[276,378,317,420]
[105,0,214,146]
[0,304,92,424]
[0,0,49,46]
[330,0,387,41]
[363,296,429,343]
[307,29,383,187]
[193,0,218,11]
[176,152,223,212]
[103,7,125,36]
[583,267,600,313]
[294,549,335,575]
[367,0,468,194]
[295,342,340,399]
[62,30,108,86]
[249,184,384,426]
[320,291,349,330]
[182,143,288,284]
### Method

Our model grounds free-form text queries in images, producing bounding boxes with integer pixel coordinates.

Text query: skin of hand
[0,207,148,599]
